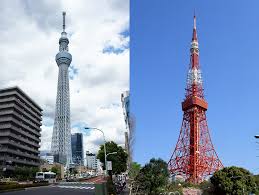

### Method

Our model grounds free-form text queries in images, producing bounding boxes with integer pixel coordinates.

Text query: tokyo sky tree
[51,12,72,165]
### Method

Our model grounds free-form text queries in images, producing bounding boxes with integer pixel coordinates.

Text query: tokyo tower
[168,15,223,183]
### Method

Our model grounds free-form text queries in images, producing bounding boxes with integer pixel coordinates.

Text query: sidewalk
[80,175,107,184]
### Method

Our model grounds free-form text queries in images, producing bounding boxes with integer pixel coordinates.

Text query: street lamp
[106,152,118,158]
[255,135,259,139]
[85,127,107,176]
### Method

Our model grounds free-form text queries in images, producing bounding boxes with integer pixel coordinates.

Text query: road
[1,182,95,195]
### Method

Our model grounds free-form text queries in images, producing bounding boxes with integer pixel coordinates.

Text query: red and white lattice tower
[168,15,223,184]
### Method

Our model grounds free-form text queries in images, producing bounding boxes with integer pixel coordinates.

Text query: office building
[0,86,42,170]
[39,151,54,164]
[71,133,83,165]
[85,151,97,170]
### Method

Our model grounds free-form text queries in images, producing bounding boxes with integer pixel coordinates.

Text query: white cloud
[0,0,129,156]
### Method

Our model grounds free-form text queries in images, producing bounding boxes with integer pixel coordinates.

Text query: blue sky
[131,0,259,174]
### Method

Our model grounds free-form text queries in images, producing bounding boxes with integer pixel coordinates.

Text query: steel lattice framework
[168,15,223,184]
[51,12,72,166]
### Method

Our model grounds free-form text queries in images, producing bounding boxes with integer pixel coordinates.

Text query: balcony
[0,90,42,115]
[0,139,39,154]
[0,156,39,167]
[14,93,42,116]
[13,104,41,126]
[10,117,40,137]
[0,95,42,121]
[0,123,40,142]
[14,100,42,121]
[0,147,39,160]
[5,110,42,132]
[10,124,40,142]
[0,115,41,137]
[0,131,40,148]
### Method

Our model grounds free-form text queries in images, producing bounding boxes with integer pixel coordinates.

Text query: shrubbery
[0,182,49,192]
[13,166,39,181]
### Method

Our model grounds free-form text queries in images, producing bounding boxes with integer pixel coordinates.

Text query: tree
[134,158,169,194]
[254,174,259,187]
[210,166,258,194]
[128,162,141,179]
[71,168,78,175]
[51,166,61,179]
[14,166,39,181]
[97,141,128,175]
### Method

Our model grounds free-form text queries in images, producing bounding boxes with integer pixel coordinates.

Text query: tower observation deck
[51,12,72,166]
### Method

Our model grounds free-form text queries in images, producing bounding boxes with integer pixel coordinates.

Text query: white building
[96,159,103,175]
[40,152,54,164]
[85,151,97,170]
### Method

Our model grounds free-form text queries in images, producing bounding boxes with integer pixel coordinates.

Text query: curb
[0,188,25,193]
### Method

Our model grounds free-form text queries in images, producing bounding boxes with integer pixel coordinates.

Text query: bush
[0,182,49,191]
[14,166,39,181]
[198,181,215,195]
[166,182,183,194]
[0,182,18,186]
[181,182,199,188]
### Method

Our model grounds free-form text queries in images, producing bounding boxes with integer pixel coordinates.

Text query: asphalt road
[1,182,95,195]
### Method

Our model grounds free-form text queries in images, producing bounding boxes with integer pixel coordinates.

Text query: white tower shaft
[51,12,72,166]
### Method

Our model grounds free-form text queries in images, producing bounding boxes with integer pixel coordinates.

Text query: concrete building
[85,151,97,170]
[96,159,103,174]
[71,133,83,165]
[0,86,42,171]
[39,151,54,164]
[40,162,65,179]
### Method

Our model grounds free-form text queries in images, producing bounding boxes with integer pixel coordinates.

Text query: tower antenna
[193,10,196,29]
[62,11,66,32]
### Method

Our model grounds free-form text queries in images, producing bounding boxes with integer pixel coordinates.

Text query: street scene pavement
[1,182,95,195]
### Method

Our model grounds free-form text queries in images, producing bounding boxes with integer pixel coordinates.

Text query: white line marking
[57,185,95,190]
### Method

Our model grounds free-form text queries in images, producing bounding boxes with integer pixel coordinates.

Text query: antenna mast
[62,11,66,32]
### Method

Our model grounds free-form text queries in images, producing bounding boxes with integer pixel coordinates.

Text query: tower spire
[59,11,69,52]
[190,14,199,67]
[187,15,202,98]
[193,12,196,29]
[63,11,66,32]
[192,14,197,41]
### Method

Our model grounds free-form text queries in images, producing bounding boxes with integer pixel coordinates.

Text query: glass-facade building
[71,133,83,165]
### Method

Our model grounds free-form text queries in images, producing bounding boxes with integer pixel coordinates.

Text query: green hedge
[0,182,49,191]
[0,182,18,186]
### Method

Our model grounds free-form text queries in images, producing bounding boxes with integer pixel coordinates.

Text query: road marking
[56,185,95,190]
[58,182,94,185]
